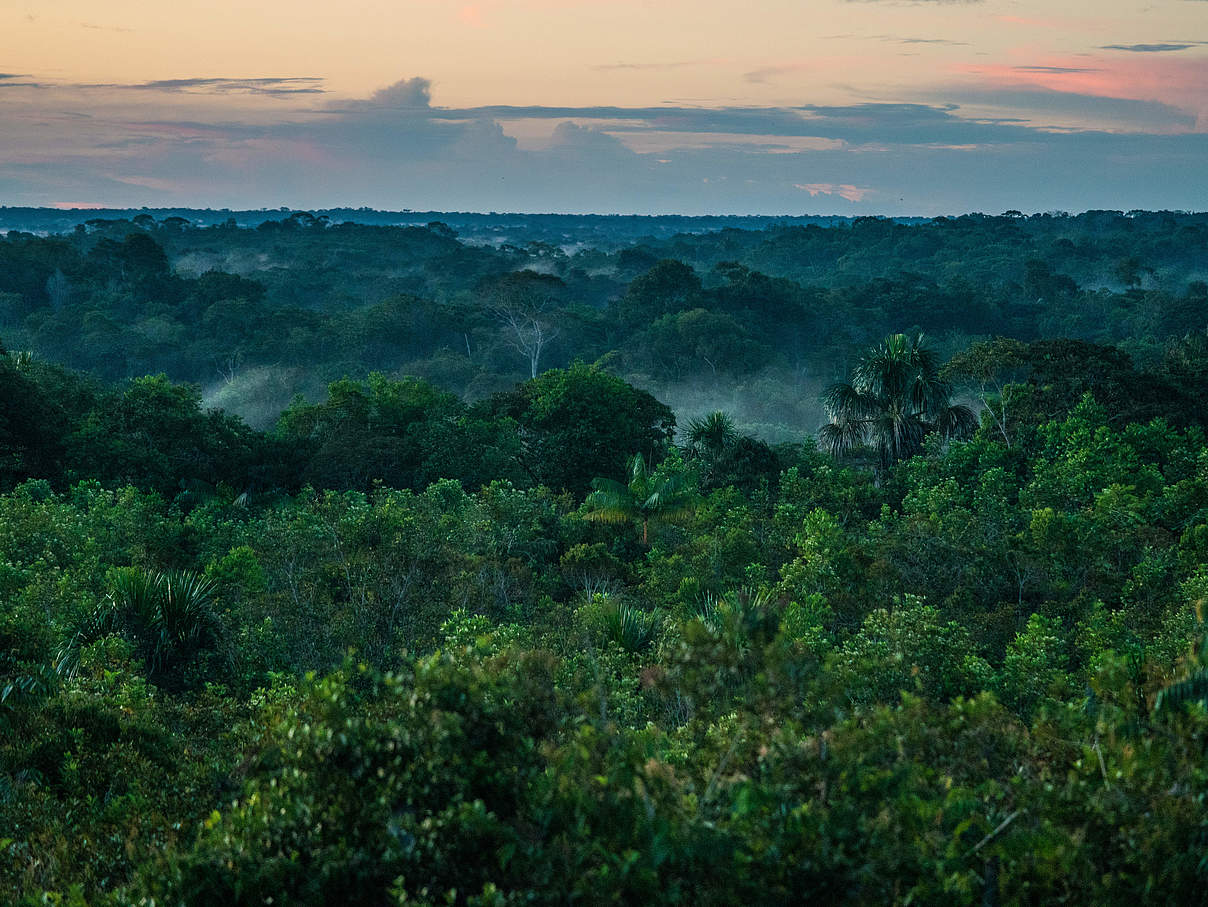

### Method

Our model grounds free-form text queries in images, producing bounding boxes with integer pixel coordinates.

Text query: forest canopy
[2,210,1208,904]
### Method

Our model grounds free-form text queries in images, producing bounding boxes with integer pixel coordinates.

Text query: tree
[614,259,702,329]
[820,333,976,474]
[683,411,738,460]
[681,411,781,492]
[943,337,1029,447]
[582,453,694,546]
[636,309,764,380]
[484,270,564,379]
[0,354,69,489]
[485,363,676,496]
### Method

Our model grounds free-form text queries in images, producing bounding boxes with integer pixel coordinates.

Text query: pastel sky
[2,0,1206,214]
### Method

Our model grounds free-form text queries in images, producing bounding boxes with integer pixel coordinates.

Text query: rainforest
[3,209,1208,904]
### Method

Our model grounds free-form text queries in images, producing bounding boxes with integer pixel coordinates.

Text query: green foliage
[130,656,560,906]
[488,363,676,495]
[276,372,525,492]
[582,451,696,546]
[4,216,1208,901]
[57,567,223,689]
[577,594,660,654]
[825,598,994,710]
[821,333,977,473]
[998,613,1071,719]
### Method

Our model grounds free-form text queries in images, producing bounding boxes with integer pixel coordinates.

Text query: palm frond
[599,599,660,653]
[55,600,119,679]
[63,567,222,683]
[583,478,639,524]
[1155,670,1208,714]
[933,403,979,441]
[152,571,219,673]
[685,411,738,455]
[691,593,724,633]
[582,501,637,525]
[823,382,881,421]
[823,333,974,470]
[627,453,651,482]
[819,419,869,458]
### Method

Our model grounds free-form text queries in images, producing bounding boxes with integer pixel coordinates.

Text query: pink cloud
[794,183,870,202]
[956,53,1208,126]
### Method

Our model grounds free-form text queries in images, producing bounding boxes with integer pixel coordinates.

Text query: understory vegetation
[2,210,1208,904]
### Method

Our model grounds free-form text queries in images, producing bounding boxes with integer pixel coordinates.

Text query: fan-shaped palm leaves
[692,587,777,639]
[683,411,738,459]
[56,567,222,686]
[582,453,695,546]
[820,333,977,473]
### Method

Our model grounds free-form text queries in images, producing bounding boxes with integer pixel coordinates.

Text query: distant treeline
[0,209,1205,437]
[0,207,875,245]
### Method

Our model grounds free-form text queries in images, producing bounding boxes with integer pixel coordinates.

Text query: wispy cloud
[1100,43,1206,53]
[897,37,971,46]
[84,77,327,96]
[821,34,970,46]
[953,54,1208,129]
[1012,66,1101,74]
[593,60,726,72]
[743,64,815,83]
[938,85,1198,132]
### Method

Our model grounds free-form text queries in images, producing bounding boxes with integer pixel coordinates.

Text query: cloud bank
[0,71,1206,215]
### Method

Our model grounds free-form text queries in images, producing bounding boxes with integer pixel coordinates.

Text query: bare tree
[486,271,564,379]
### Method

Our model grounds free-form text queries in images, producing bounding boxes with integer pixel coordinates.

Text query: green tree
[683,411,738,460]
[486,363,675,496]
[820,333,976,474]
[582,452,695,546]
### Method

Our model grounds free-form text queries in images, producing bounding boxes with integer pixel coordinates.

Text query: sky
[1,0,1206,214]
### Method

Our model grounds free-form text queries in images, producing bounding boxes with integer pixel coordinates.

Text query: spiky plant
[690,588,777,644]
[599,599,660,654]
[1155,609,1208,715]
[56,567,221,686]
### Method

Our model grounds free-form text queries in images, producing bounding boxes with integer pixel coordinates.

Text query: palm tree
[683,411,738,460]
[820,333,977,474]
[56,567,222,687]
[682,411,739,487]
[582,453,695,546]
